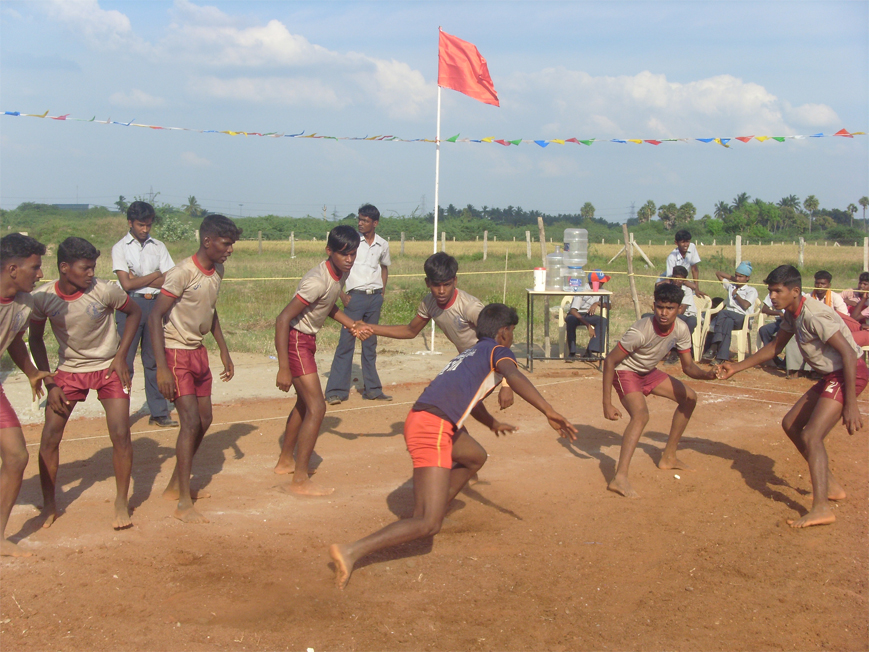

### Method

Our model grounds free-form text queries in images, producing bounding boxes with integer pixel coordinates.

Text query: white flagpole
[429,84,442,353]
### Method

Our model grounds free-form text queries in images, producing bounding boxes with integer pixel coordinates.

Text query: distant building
[51,204,90,211]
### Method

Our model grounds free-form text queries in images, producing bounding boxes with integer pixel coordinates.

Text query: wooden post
[258,231,263,254]
[735,235,742,267]
[502,249,509,302]
[623,224,641,320]
[537,216,550,357]
[194,229,199,242]
[799,237,805,268]
[441,231,446,252]
[864,237,868,272]
[290,231,295,258]
[400,231,405,255]
[526,231,532,259]
[483,231,488,260]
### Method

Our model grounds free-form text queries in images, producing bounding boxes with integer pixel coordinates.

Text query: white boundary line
[25,375,865,447]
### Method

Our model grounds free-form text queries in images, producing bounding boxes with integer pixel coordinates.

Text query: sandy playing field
[1,345,867,652]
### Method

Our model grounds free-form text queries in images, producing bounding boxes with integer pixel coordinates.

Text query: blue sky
[1,0,867,222]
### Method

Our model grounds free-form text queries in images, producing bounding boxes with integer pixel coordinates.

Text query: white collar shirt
[722,279,758,315]
[111,232,175,295]
[344,233,391,291]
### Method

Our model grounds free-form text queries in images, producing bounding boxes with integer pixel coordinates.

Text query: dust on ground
[1,343,867,652]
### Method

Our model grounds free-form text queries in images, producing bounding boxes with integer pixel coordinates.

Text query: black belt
[348,289,382,295]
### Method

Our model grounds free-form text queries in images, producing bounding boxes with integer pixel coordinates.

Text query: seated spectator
[565,287,609,361]
[813,269,869,346]
[657,229,705,297]
[758,292,786,368]
[841,272,869,324]
[703,261,758,363]
[669,265,697,334]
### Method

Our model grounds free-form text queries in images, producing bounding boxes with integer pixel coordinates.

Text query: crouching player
[1,234,52,556]
[718,265,866,528]
[602,283,717,498]
[329,303,576,589]
[29,237,141,530]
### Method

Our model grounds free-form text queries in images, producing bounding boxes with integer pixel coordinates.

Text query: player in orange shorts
[30,237,142,530]
[329,303,576,589]
[150,215,241,524]
[0,234,52,556]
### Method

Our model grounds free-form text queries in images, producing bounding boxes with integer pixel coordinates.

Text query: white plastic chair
[696,297,723,360]
[733,298,763,362]
[691,295,712,360]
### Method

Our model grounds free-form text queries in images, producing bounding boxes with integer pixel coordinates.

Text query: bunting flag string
[3,110,864,148]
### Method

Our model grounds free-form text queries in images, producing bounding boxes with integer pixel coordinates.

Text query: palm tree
[714,200,730,220]
[580,202,595,220]
[847,203,858,228]
[860,196,869,232]
[803,195,819,233]
[658,203,678,230]
[115,195,128,213]
[183,195,203,217]
[778,195,800,209]
[731,192,750,211]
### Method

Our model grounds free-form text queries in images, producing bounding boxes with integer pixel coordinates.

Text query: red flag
[438,29,499,107]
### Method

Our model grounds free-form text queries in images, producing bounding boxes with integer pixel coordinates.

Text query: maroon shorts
[809,359,869,404]
[53,369,128,402]
[0,384,21,429]
[287,328,317,377]
[613,368,669,400]
[166,347,212,398]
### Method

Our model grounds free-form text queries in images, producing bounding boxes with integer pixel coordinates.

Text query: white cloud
[504,68,840,137]
[180,151,212,167]
[44,0,136,50]
[109,89,167,108]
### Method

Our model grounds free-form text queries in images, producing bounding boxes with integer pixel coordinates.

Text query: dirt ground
[1,343,867,652]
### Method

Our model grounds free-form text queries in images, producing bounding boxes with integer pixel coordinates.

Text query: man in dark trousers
[325,204,392,404]
[110,201,178,426]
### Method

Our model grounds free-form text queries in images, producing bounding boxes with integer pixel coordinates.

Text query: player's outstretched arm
[211,309,233,382]
[498,361,576,440]
[601,346,625,421]
[367,315,430,341]
[108,298,142,389]
[679,349,717,381]
[826,331,864,434]
[469,401,516,436]
[7,332,53,401]
[148,293,177,400]
[718,328,792,380]
[274,297,307,392]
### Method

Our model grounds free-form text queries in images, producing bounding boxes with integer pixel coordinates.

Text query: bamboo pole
[623,224,641,320]
[538,216,550,357]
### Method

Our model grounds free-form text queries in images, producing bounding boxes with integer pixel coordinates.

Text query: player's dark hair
[764,264,802,290]
[57,237,99,268]
[328,224,361,254]
[127,200,156,223]
[671,265,688,279]
[814,270,832,283]
[200,214,242,243]
[476,303,519,340]
[424,252,459,283]
[859,272,869,283]
[654,282,684,304]
[1,233,46,269]
[674,229,692,243]
[358,203,380,222]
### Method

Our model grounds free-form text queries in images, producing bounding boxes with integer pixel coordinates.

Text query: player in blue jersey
[329,303,577,588]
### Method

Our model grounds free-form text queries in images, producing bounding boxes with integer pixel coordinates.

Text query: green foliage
[155,214,195,242]
[747,224,772,240]
[826,225,865,244]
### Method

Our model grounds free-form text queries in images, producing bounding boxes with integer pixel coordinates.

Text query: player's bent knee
[2,447,29,473]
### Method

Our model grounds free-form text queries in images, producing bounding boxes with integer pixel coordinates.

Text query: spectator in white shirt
[659,229,705,297]
[325,204,392,404]
[111,201,177,427]
[704,261,759,362]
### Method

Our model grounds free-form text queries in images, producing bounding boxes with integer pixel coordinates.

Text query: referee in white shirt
[325,204,392,404]
[111,201,178,427]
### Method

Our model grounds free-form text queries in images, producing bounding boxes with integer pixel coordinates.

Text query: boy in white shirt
[660,230,704,297]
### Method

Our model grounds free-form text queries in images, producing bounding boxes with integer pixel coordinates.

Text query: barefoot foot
[826,476,847,501]
[173,505,209,524]
[41,508,58,529]
[113,502,133,530]
[607,476,640,498]
[273,464,317,476]
[276,479,334,496]
[1,539,33,557]
[329,543,354,589]
[163,488,211,501]
[788,506,836,528]
[658,456,692,471]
